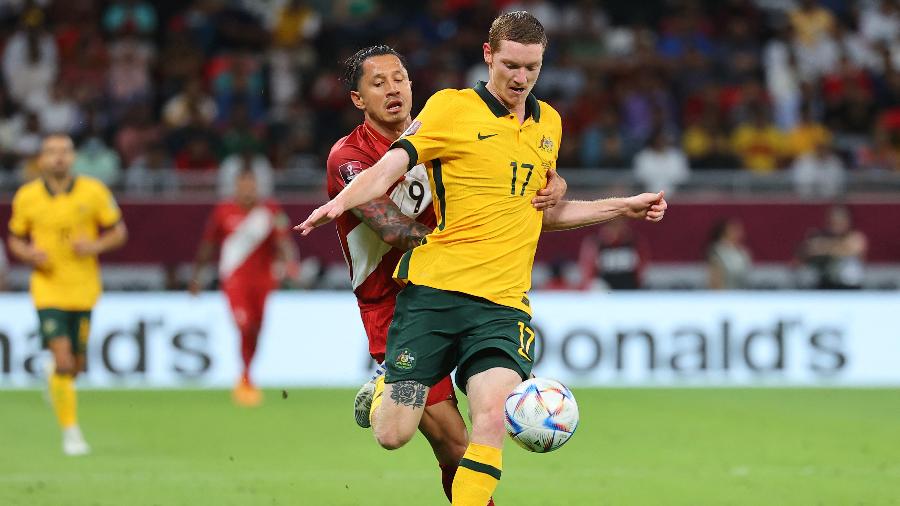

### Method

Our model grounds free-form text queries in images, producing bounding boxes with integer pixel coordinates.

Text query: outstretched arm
[352,196,432,251]
[295,148,411,235]
[542,192,667,232]
[189,240,215,295]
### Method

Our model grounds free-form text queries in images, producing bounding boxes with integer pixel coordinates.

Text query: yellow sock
[49,373,77,428]
[452,443,502,506]
[368,375,385,427]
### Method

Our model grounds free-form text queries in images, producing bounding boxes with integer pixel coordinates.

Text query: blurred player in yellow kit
[7,134,128,455]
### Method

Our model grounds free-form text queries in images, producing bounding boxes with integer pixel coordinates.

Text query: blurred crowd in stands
[0,0,898,197]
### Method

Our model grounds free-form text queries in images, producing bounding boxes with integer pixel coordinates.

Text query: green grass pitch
[1,388,898,505]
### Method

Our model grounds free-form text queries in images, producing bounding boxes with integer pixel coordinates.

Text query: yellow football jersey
[8,176,122,310]
[391,82,562,314]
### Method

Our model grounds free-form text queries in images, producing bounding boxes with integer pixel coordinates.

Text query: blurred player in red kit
[325,45,565,505]
[190,169,299,406]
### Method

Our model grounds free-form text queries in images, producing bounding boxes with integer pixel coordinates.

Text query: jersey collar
[362,120,396,148]
[42,175,77,196]
[473,81,541,123]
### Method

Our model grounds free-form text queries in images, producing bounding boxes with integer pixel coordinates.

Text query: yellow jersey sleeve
[391,89,459,169]
[91,180,122,227]
[8,187,31,237]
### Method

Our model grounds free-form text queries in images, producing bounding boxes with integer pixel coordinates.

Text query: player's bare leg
[451,367,521,506]
[229,294,264,407]
[419,399,470,501]
[419,400,468,465]
[47,337,89,456]
[371,380,429,450]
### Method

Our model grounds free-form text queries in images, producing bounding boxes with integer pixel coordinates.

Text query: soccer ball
[504,377,579,453]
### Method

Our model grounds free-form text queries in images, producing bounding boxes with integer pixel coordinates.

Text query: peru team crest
[338,161,364,185]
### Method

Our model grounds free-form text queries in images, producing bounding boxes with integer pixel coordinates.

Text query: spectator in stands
[0,90,23,169]
[103,0,157,37]
[115,104,162,167]
[2,9,57,107]
[792,140,846,198]
[158,31,205,96]
[57,20,108,106]
[33,81,81,136]
[718,17,762,85]
[799,206,867,289]
[126,142,178,195]
[218,101,264,159]
[786,103,832,159]
[163,77,218,129]
[268,1,318,111]
[731,106,786,172]
[707,218,752,290]
[789,0,837,79]
[278,129,319,172]
[633,129,690,195]
[620,72,677,147]
[212,52,265,124]
[859,0,900,45]
[73,136,122,187]
[682,110,738,169]
[107,34,155,115]
[166,106,218,160]
[175,137,218,172]
[764,24,802,130]
[218,147,273,198]
[10,111,42,161]
[272,0,321,48]
[580,108,629,169]
[579,219,649,291]
[826,77,878,156]
[858,127,900,171]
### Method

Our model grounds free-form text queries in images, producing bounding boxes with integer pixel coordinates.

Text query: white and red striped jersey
[202,199,289,287]
[327,121,436,310]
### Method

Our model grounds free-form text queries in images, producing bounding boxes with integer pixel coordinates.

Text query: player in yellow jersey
[297,12,666,504]
[7,134,128,456]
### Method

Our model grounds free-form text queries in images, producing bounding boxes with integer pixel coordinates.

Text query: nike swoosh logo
[477,133,498,140]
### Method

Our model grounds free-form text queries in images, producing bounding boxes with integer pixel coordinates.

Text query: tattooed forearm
[352,196,431,251]
[389,380,428,409]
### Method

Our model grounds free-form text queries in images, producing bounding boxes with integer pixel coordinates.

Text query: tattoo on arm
[389,380,428,410]
[352,196,431,251]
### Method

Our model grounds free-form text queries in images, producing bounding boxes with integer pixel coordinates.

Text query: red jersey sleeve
[327,155,369,200]
[268,200,290,239]
[202,204,224,245]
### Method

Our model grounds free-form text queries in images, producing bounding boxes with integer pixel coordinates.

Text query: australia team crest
[394,348,417,371]
[539,135,554,153]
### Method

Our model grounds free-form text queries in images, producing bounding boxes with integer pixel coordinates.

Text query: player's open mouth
[510,86,526,96]
[386,99,403,113]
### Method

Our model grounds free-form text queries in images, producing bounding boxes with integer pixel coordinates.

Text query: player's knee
[471,403,507,441]
[374,425,414,450]
[54,357,76,375]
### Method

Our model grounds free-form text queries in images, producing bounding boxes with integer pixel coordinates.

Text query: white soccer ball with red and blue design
[504,377,579,453]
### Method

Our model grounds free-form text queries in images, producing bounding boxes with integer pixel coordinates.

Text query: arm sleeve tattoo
[351,196,432,251]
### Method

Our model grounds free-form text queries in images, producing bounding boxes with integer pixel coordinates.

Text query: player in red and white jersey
[325,45,566,505]
[190,170,299,406]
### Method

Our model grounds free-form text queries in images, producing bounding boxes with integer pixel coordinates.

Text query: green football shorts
[384,284,535,392]
[37,309,92,354]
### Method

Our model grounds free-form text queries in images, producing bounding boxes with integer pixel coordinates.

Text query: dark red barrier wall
[1,200,898,263]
